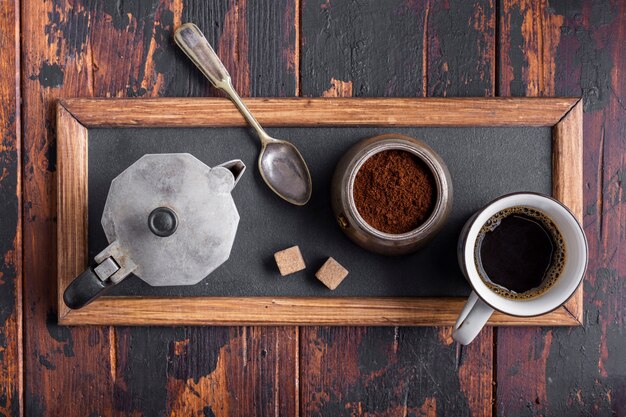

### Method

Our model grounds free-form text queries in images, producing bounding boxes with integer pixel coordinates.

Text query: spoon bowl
[259,140,312,205]
[174,23,312,205]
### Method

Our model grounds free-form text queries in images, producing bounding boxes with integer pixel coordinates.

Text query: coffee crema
[473,206,566,300]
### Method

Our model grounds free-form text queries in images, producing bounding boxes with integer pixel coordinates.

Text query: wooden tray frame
[57,97,583,326]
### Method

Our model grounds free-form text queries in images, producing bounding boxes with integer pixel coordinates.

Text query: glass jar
[331,133,453,255]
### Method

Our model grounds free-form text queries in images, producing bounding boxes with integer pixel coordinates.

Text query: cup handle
[452,291,494,345]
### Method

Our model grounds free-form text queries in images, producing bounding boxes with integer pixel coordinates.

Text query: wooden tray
[57,97,583,326]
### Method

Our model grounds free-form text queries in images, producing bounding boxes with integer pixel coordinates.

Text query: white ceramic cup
[452,193,588,345]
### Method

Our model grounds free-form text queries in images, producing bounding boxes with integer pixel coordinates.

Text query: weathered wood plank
[87,0,185,98]
[497,0,626,415]
[22,0,116,415]
[163,326,297,416]
[301,327,494,416]
[499,0,564,97]
[299,1,495,415]
[0,1,22,416]
[112,326,297,417]
[301,0,427,97]
[427,0,496,97]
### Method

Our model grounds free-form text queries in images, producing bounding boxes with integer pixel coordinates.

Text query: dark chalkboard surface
[88,126,551,297]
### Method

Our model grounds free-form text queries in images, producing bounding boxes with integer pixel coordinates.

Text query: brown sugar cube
[274,246,306,276]
[315,257,349,290]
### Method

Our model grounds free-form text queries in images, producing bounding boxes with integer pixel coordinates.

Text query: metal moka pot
[63,153,245,309]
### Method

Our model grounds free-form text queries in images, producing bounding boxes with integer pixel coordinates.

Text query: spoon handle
[174,23,231,89]
[174,23,272,144]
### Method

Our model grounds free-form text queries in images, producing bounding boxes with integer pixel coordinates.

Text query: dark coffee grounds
[353,150,436,234]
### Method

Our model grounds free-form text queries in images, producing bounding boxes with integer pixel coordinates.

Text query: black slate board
[88,126,551,297]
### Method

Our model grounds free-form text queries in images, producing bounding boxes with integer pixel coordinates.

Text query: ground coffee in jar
[353,150,436,234]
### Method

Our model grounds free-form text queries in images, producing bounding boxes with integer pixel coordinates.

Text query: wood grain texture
[552,100,584,223]
[499,0,564,97]
[61,97,577,127]
[553,99,584,323]
[59,297,579,326]
[55,105,88,321]
[427,0,496,97]
[110,326,297,417]
[164,326,297,416]
[299,1,497,416]
[300,326,483,416]
[0,1,22,416]
[301,0,426,97]
[497,1,626,416]
[22,0,117,415]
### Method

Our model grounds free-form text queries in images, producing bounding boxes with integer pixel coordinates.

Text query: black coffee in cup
[474,206,566,299]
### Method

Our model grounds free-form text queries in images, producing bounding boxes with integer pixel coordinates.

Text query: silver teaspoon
[174,23,312,206]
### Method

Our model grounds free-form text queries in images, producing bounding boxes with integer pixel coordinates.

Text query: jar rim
[346,137,451,242]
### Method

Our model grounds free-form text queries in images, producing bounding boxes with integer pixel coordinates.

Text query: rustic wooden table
[0,1,624,416]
